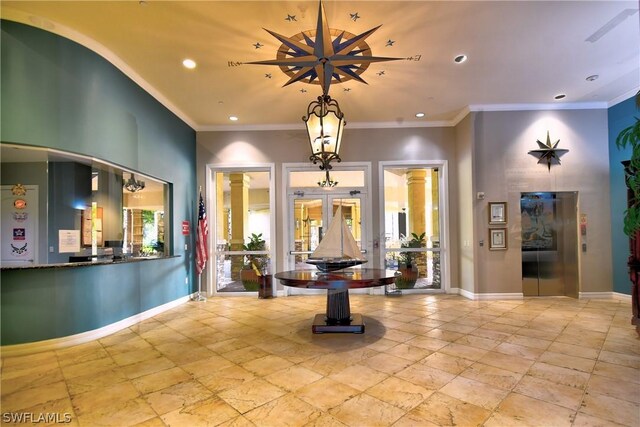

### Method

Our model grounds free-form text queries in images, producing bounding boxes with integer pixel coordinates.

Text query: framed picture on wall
[489,228,507,250]
[489,201,507,225]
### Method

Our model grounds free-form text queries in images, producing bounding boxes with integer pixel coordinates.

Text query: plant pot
[240,269,260,291]
[396,265,418,289]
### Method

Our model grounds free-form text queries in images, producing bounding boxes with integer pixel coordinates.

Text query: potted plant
[616,90,640,332]
[396,232,426,289]
[616,90,640,236]
[240,233,268,291]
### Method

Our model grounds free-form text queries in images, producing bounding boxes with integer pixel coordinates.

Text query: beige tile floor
[1,294,639,427]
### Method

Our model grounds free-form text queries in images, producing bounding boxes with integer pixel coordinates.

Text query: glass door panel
[213,170,272,293]
[291,197,325,270]
[382,167,442,291]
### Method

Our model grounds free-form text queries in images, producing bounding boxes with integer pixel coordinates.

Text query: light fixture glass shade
[303,95,345,171]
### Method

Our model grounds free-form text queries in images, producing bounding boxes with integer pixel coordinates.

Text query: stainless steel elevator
[521,192,579,297]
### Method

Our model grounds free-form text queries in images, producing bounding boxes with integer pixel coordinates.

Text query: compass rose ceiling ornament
[248,0,403,95]
[528,131,569,171]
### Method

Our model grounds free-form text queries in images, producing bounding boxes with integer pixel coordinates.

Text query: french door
[286,190,368,294]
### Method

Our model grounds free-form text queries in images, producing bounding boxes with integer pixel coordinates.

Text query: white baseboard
[579,292,614,299]
[453,287,523,300]
[1,295,192,357]
[613,292,632,300]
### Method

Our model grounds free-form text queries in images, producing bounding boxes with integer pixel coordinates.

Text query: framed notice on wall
[489,228,507,250]
[488,202,507,225]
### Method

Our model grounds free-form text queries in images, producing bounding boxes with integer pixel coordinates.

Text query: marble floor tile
[484,392,574,427]
[265,365,323,392]
[71,381,140,416]
[598,350,640,369]
[459,362,523,390]
[329,393,405,426]
[538,350,596,373]
[132,366,191,394]
[119,356,176,379]
[366,377,433,411]
[528,361,591,389]
[382,342,432,362]
[244,393,322,427]
[513,375,584,410]
[361,352,414,374]
[196,366,255,394]
[402,392,491,426]
[143,380,212,415]
[328,364,388,391]
[160,395,240,426]
[1,294,637,426]
[580,391,640,426]
[572,412,629,427]
[217,377,286,414]
[420,351,474,375]
[295,377,360,412]
[593,360,640,384]
[1,381,69,413]
[395,363,456,390]
[75,397,156,427]
[66,367,128,396]
[586,374,640,404]
[439,376,508,410]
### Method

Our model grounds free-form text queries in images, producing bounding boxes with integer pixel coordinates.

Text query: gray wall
[472,110,612,295]
[197,126,458,286]
[199,108,613,296]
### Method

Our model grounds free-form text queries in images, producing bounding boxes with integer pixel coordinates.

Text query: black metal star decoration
[248,1,402,95]
[253,42,264,49]
[350,12,360,22]
[286,14,297,22]
[528,131,569,171]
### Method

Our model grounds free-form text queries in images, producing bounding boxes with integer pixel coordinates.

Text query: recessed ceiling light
[554,94,566,100]
[182,59,196,69]
[229,116,239,121]
[454,54,467,64]
[586,74,599,82]
[415,112,425,118]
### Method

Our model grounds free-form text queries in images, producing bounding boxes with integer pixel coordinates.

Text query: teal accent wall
[609,96,639,295]
[1,20,196,345]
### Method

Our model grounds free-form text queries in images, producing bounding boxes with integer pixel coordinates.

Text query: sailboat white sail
[307,205,366,271]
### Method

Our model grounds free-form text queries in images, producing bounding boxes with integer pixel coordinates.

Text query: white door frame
[205,162,276,296]
[378,160,450,294]
[281,162,373,296]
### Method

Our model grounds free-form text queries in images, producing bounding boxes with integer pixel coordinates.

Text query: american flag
[195,191,208,275]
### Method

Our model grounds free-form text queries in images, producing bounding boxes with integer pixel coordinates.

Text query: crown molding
[608,87,640,108]
[1,10,197,130]
[468,102,608,112]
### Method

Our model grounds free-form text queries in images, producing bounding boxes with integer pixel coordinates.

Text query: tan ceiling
[2,1,638,131]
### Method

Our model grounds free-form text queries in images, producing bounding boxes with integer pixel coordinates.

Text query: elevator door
[521,192,578,297]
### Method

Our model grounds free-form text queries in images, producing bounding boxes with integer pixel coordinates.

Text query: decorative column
[230,173,250,280]
[216,172,225,243]
[407,169,427,278]
[407,169,427,236]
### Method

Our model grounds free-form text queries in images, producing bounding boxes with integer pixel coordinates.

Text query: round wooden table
[274,268,397,333]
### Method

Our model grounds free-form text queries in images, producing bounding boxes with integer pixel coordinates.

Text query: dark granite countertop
[1,255,182,270]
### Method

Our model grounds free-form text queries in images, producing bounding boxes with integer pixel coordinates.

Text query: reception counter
[1,255,190,348]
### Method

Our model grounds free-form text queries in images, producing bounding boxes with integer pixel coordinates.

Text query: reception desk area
[0,255,188,350]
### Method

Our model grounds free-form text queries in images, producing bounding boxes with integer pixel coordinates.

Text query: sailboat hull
[305,258,367,272]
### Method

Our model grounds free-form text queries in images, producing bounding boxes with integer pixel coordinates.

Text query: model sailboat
[306,205,367,272]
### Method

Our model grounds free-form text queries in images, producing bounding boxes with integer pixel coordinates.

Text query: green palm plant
[616,90,640,236]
